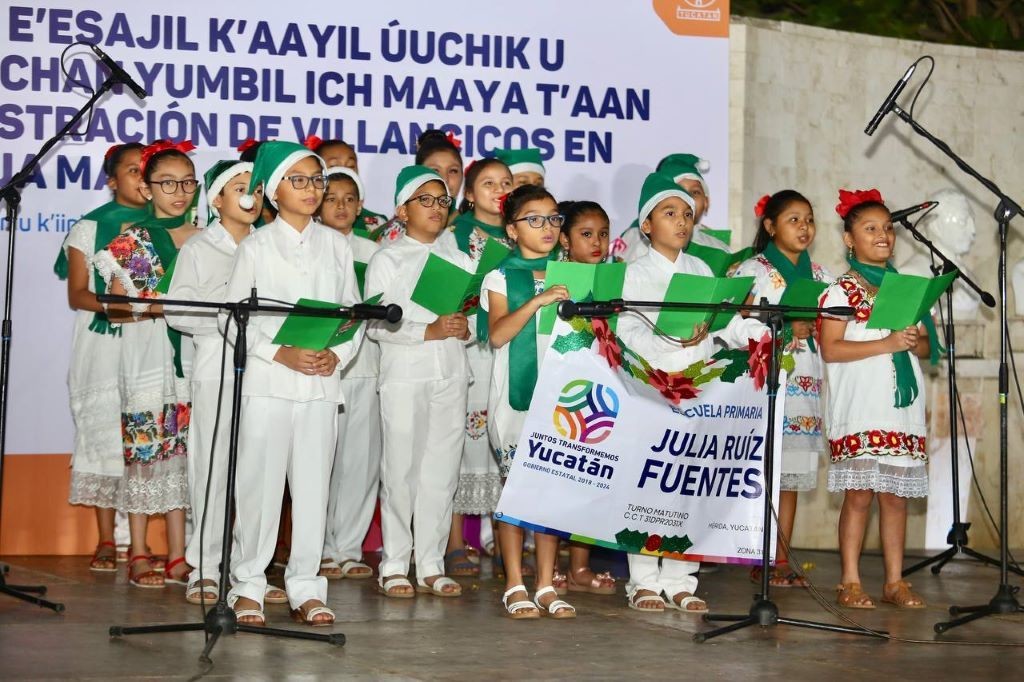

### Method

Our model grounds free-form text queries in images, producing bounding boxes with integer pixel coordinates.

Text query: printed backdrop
[0,1,729,454]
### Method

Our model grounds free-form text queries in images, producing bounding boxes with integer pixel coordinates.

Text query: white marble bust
[898,189,982,320]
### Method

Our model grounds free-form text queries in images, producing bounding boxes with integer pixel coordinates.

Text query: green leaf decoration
[693,367,726,386]
[711,347,750,384]
[781,352,796,375]
[660,534,694,554]
[551,330,595,355]
[681,359,707,379]
[569,316,592,333]
[615,528,649,553]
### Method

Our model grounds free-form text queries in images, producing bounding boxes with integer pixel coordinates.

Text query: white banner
[496,319,783,565]
[0,2,728,455]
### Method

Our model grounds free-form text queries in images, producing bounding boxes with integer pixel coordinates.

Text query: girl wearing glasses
[365,166,473,600]
[443,158,515,580]
[93,139,201,590]
[480,184,575,619]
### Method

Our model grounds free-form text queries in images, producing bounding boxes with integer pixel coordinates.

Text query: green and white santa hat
[656,153,710,196]
[240,140,324,210]
[204,159,253,222]
[493,148,545,178]
[394,164,447,210]
[324,166,365,201]
[637,171,696,228]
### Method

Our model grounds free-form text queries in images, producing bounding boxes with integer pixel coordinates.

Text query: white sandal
[665,592,707,613]
[264,584,288,604]
[416,576,462,597]
[502,585,540,619]
[232,606,265,627]
[291,602,335,627]
[627,590,666,611]
[185,579,218,605]
[318,559,343,579]
[377,575,415,599]
[534,585,576,619]
[338,560,373,579]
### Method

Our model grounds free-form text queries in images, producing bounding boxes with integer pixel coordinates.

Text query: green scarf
[762,241,818,352]
[53,201,150,336]
[847,255,941,408]
[477,247,553,411]
[452,212,508,255]
[133,206,190,378]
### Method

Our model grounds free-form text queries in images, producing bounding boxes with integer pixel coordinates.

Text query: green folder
[686,243,753,277]
[410,238,511,316]
[778,279,829,319]
[153,256,177,295]
[866,270,956,330]
[656,274,754,337]
[354,261,367,298]
[539,261,626,334]
[700,227,732,245]
[272,294,382,351]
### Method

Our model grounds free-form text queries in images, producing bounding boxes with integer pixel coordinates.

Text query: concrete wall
[728,17,1024,551]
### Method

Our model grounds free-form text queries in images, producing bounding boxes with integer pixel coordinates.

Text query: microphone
[557,300,623,319]
[350,303,403,323]
[89,44,148,99]
[864,63,916,136]
[890,200,938,223]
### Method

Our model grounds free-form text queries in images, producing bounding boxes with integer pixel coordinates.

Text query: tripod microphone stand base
[934,583,1022,633]
[0,563,65,612]
[902,522,1021,577]
[695,597,889,643]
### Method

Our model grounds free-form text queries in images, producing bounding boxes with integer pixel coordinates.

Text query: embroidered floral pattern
[786,376,822,397]
[837,274,873,323]
[784,415,822,437]
[828,428,927,463]
[466,409,488,440]
[122,401,190,466]
[107,228,165,297]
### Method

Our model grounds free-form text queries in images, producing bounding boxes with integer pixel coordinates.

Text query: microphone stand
[103,292,395,663]
[894,217,1013,578]
[881,103,1024,634]
[562,296,884,641]
[0,73,130,614]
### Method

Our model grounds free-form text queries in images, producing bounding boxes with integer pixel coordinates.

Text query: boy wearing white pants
[366,165,472,598]
[222,142,361,627]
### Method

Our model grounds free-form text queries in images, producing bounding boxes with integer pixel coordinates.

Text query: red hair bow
[754,194,771,218]
[236,138,258,154]
[303,134,322,151]
[104,144,122,161]
[445,131,462,150]
[139,139,196,174]
[835,188,884,219]
[497,192,510,217]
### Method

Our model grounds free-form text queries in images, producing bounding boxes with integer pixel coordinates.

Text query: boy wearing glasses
[222,141,362,627]
[365,165,472,599]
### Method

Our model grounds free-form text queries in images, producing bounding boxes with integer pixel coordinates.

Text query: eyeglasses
[284,174,328,190]
[406,193,453,209]
[512,214,565,229]
[148,179,198,195]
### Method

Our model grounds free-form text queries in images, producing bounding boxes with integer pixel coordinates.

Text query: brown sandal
[836,582,875,609]
[89,541,118,572]
[882,580,926,609]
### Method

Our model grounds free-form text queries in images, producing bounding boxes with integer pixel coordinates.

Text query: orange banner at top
[653,0,731,38]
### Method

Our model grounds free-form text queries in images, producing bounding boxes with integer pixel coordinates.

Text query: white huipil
[322,230,383,567]
[165,221,251,587]
[732,254,833,492]
[366,234,471,581]
[222,216,362,610]
[615,223,729,263]
[618,247,767,601]
[63,219,124,508]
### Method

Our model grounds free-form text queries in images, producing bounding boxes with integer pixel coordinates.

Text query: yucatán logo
[553,379,620,444]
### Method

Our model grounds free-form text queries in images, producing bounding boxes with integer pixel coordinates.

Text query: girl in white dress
[819,189,933,610]
[733,190,831,587]
[481,184,574,619]
[57,143,147,571]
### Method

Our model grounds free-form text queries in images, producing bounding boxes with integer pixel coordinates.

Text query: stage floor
[1,549,1022,680]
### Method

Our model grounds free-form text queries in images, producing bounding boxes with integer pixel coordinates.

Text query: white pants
[228,396,337,610]
[626,554,699,599]
[323,375,382,564]
[185,380,233,585]
[378,377,467,578]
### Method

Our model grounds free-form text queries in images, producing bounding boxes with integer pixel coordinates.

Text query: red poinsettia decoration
[236,138,258,154]
[139,139,196,174]
[754,193,771,218]
[747,331,773,391]
[645,534,663,552]
[592,318,623,369]
[302,134,323,151]
[835,188,884,218]
[647,368,698,404]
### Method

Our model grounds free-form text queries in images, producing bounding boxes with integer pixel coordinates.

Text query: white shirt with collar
[365,233,473,384]
[222,216,362,403]
[618,247,766,372]
[166,221,252,384]
[336,228,380,379]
